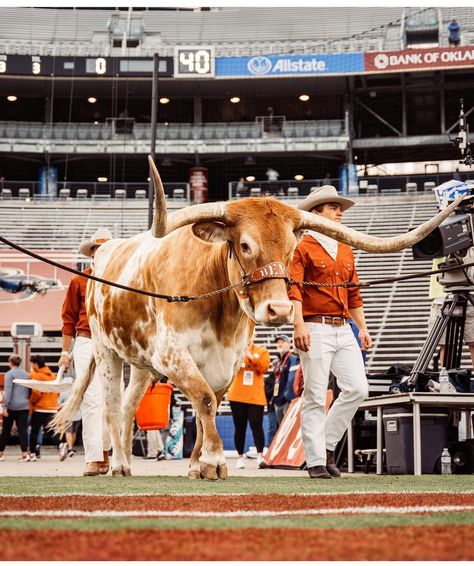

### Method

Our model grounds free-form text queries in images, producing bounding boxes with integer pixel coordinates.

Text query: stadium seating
[0,6,408,56]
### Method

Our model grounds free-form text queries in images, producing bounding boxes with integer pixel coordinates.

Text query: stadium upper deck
[0,6,473,57]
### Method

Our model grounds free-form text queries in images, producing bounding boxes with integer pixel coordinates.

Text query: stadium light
[299,94,310,102]
[7,95,17,102]
[97,176,108,182]
[88,97,97,104]
[160,97,170,104]
[294,174,304,181]
[246,176,255,182]
[230,97,240,104]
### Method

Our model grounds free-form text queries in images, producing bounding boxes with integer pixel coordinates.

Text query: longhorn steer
[53,157,460,479]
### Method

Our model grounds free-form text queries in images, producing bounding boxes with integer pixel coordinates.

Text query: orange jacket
[29,366,59,412]
[61,268,92,337]
[227,344,270,406]
[289,235,363,318]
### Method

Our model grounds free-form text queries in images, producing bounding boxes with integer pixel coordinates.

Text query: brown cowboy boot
[83,462,101,476]
[326,449,341,477]
[99,451,110,475]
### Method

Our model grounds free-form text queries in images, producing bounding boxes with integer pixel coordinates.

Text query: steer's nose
[262,300,293,326]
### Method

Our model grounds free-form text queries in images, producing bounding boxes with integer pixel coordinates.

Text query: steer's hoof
[200,462,218,481]
[112,465,132,477]
[188,468,201,480]
[217,463,228,480]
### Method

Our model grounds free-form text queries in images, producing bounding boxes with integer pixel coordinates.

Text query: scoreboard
[0,48,216,78]
[0,55,173,77]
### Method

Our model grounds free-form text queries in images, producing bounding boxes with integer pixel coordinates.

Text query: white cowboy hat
[79,228,112,258]
[297,185,355,213]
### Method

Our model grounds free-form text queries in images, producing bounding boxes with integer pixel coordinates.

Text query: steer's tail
[50,356,96,435]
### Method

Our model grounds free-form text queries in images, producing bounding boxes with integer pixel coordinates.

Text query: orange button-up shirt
[61,268,91,337]
[288,235,363,318]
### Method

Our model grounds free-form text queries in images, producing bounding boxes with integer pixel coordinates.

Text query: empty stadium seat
[59,188,70,200]
[76,188,88,199]
[115,189,126,199]
[406,182,417,193]
[135,189,147,199]
[173,188,185,199]
[0,188,12,200]
[310,186,320,192]
[250,187,261,197]
[367,184,378,195]
[18,188,30,199]
[424,181,436,193]
[287,187,299,198]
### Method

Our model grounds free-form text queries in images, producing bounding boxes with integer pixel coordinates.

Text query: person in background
[270,335,299,426]
[58,387,81,461]
[28,354,59,461]
[323,172,332,184]
[0,355,31,462]
[289,186,371,479]
[59,227,112,476]
[227,333,270,469]
[264,371,277,446]
[448,18,461,46]
[236,177,248,198]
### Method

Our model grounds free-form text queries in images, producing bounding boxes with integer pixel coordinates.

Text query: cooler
[383,405,449,474]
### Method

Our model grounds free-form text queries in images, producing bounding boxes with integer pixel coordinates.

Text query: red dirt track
[2,525,474,561]
[3,492,474,512]
[2,493,473,560]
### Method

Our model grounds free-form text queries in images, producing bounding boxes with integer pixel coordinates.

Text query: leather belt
[304,315,348,327]
[76,331,92,339]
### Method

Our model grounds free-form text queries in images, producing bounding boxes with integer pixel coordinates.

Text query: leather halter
[227,241,290,299]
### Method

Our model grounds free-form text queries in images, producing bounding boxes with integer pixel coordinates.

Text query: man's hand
[58,353,71,370]
[2,409,8,418]
[359,329,373,350]
[294,324,311,352]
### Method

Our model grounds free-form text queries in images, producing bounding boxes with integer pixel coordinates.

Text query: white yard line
[1,490,474,498]
[1,505,474,518]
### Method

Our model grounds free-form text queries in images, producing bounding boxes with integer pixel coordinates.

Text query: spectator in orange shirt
[28,355,59,461]
[227,333,270,469]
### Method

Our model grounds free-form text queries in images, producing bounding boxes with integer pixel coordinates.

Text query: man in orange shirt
[59,228,112,476]
[227,333,270,469]
[289,186,372,479]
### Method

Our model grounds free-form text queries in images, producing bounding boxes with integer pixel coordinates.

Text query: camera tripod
[403,290,474,391]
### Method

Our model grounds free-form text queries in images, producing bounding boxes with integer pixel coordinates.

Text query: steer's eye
[240,242,250,253]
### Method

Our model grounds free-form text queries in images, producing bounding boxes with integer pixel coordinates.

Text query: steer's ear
[192,222,231,243]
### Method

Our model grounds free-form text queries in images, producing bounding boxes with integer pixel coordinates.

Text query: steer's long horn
[165,202,229,235]
[148,155,167,238]
[297,196,463,253]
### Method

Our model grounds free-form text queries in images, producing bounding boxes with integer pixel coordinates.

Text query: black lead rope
[0,234,207,302]
[2,234,474,299]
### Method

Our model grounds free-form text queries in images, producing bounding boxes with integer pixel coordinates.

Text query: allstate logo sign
[247,56,273,75]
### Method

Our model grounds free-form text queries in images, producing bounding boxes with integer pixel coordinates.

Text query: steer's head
[191,198,301,326]
[148,156,462,327]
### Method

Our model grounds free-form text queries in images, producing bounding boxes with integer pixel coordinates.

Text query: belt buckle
[332,317,343,326]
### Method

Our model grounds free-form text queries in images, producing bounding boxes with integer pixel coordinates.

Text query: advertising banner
[263,397,305,468]
[365,45,474,73]
[38,166,58,198]
[216,52,364,78]
[189,167,208,204]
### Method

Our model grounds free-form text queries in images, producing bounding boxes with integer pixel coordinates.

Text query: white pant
[146,429,164,457]
[298,323,368,467]
[73,336,111,463]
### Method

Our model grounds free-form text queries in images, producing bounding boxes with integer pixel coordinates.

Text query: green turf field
[0,474,472,495]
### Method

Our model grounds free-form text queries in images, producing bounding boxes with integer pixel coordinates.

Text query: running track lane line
[1,504,474,518]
